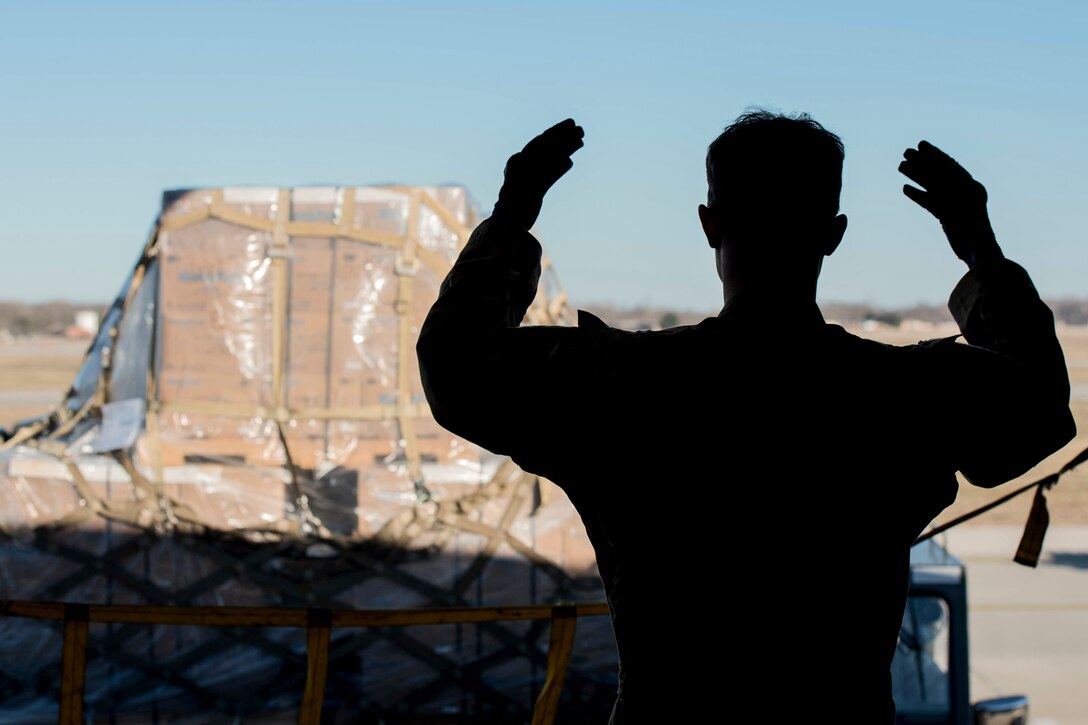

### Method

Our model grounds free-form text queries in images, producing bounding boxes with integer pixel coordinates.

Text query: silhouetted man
[417,113,1075,723]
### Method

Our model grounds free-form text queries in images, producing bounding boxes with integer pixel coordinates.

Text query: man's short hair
[706,110,844,227]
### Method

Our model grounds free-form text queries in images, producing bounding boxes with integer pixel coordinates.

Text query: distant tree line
[823,298,1088,326]
[821,302,954,326]
[1048,299,1088,326]
[583,299,1088,330]
[0,301,107,335]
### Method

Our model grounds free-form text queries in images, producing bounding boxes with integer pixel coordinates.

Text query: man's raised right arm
[416,120,589,466]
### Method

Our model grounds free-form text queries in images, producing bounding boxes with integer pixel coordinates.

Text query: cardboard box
[288,237,335,315]
[352,188,410,237]
[165,463,288,531]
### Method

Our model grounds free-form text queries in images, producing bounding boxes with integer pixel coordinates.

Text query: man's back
[542,305,956,719]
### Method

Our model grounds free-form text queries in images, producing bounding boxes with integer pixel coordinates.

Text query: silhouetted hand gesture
[899,141,1003,268]
[494,119,585,230]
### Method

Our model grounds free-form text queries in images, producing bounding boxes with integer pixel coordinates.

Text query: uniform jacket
[417,217,1075,723]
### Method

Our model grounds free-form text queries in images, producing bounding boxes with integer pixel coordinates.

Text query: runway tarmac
[944,526,1088,724]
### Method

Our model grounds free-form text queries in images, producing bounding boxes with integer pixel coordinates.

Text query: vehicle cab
[893,538,1028,724]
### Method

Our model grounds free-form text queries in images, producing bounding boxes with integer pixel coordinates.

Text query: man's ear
[698,204,720,249]
[823,214,847,257]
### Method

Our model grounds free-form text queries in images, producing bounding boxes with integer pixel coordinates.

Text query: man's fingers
[898,158,937,191]
[556,118,585,143]
[547,117,578,132]
[900,143,952,187]
[917,140,957,167]
[535,119,583,142]
[902,184,936,213]
[548,118,584,140]
[551,126,585,157]
[899,145,967,192]
[560,131,585,156]
[529,119,585,157]
[915,140,974,181]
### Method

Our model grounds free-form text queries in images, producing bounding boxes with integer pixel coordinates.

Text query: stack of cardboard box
[151,186,496,537]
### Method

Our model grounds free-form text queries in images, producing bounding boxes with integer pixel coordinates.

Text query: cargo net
[0,186,613,722]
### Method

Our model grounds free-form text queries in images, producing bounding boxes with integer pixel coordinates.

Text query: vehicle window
[892,595,950,714]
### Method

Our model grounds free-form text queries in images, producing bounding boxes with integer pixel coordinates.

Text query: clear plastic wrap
[0,185,614,721]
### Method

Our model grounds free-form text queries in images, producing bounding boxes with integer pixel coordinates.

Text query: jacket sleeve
[416,216,592,471]
[938,259,1076,487]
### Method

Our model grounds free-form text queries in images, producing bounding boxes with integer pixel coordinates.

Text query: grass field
[0,338,86,430]
[1,327,1086,527]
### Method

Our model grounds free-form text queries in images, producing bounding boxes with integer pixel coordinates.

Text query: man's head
[699,110,847,299]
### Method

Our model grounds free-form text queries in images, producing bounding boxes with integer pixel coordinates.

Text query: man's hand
[899,141,1003,268]
[494,118,585,230]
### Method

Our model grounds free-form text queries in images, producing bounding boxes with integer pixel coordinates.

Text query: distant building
[62,324,94,339]
[60,310,99,339]
[75,310,99,335]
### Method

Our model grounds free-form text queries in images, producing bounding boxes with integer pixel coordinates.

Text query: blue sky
[1,1,1085,310]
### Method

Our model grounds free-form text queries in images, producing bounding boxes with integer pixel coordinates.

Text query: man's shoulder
[575,310,960,362]
[825,323,963,351]
[575,310,723,349]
